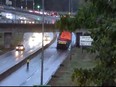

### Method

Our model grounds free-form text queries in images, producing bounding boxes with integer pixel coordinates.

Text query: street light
[0,0,3,5]
[21,0,23,9]
[40,0,44,85]
[69,0,73,15]
[14,0,16,7]
[14,0,16,23]
[33,0,35,10]
[70,0,73,13]
[69,0,71,15]
[37,5,40,10]
[25,0,27,9]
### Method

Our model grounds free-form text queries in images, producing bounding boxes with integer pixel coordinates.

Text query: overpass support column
[4,32,12,48]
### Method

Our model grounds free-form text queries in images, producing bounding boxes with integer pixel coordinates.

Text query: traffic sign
[80,36,93,46]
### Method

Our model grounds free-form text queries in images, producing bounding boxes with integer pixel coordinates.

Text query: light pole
[21,0,23,9]
[14,0,16,7]
[33,0,34,10]
[71,0,73,13]
[14,0,16,23]
[1,0,2,5]
[37,5,40,11]
[40,0,44,85]
[69,0,71,15]
[25,0,27,9]
[69,0,73,15]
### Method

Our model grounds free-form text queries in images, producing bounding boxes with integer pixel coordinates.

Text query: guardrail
[3,6,60,20]
[0,6,59,24]
[0,19,55,24]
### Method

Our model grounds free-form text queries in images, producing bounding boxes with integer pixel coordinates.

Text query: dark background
[0,0,81,12]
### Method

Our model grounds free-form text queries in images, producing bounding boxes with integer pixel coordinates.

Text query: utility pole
[40,0,44,85]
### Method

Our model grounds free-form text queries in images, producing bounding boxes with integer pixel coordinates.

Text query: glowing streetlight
[37,5,40,10]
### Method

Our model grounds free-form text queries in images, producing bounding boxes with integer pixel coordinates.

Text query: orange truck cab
[57,31,72,50]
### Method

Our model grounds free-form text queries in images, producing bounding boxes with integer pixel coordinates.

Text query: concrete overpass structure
[0,23,58,48]
[0,6,60,48]
[0,23,58,32]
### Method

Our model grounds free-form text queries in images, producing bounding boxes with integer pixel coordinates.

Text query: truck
[56,31,72,50]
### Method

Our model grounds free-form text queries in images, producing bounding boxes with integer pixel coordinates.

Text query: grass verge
[48,47,97,86]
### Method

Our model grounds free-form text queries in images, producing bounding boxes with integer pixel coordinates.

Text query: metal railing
[0,19,55,24]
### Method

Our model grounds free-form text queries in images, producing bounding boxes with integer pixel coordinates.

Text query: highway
[0,33,76,86]
[0,7,76,86]
[0,32,53,75]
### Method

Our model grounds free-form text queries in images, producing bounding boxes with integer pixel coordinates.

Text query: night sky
[1,0,79,12]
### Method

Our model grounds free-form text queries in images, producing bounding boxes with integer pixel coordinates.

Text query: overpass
[0,7,59,48]
[3,6,76,16]
[0,23,58,33]
[0,23,59,49]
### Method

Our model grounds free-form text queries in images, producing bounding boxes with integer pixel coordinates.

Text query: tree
[55,14,76,32]
[71,0,116,86]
